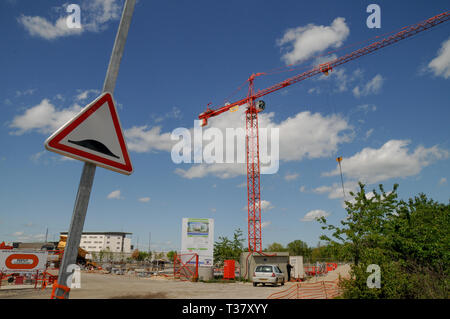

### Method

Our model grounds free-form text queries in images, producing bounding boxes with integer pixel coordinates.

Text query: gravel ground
[0,265,350,299]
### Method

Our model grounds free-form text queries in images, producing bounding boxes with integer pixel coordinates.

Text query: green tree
[214,228,245,265]
[265,242,287,252]
[286,240,311,258]
[166,250,177,261]
[131,249,149,261]
[320,183,399,266]
[319,183,450,298]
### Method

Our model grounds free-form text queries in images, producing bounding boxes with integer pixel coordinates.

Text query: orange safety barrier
[51,283,71,299]
[173,253,199,282]
[267,279,343,299]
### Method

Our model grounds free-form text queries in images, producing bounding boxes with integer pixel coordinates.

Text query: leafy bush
[319,183,449,299]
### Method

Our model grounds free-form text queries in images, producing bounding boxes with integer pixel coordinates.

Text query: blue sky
[1,0,449,252]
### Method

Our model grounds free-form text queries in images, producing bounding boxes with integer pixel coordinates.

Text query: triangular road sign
[45,92,133,175]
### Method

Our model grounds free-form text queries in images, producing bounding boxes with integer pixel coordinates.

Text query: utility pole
[53,0,136,299]
[148,232,151,254]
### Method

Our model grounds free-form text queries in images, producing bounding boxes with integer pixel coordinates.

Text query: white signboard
[181,218,214,266]
[0,251,48,273]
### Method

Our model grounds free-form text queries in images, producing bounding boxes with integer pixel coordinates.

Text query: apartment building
[60,232,132,253]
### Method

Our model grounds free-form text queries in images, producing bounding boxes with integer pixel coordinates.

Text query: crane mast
[198,11,449,253]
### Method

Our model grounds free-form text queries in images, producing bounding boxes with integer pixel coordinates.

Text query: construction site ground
[0,264,350,299]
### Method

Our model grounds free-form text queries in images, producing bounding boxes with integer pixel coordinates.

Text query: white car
[252,264,285,287]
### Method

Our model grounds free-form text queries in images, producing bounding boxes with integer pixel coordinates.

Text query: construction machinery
[198,11,450,253]
[56,235,99,269]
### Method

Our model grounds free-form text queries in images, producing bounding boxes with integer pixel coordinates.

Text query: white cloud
[428,37,450,79]
[365,128,374,139]
[30,151,46,163]
[15,94,351,180]
[323,140,449,184]
[76,89,100,102]
[107,190,123,200]
[18,0,122,40]
[124,126,174,153]
[311,67,363,96]
[210,208,217,213]
[356,104,377,113]
[299,186,306,192]
[16,89,36,97]
[18,15,83,40]
[261,221,272,229]
[163,108,351,179]
[313,181,358,200]
[176,163,245,179]
[277,17,350,65]
[353,74,384,97]
[308,87,321,95]
[138,197,151,203]
[277,111,352,161]
[243,200,274,212]
[9,99,82,135]
[439,177,447,185]
[261,200,274,211]
[284,173,299,181]
[13,231,24,236]
[301,210,330,222]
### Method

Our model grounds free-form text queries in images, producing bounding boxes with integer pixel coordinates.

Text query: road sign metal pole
[54,0,136,299]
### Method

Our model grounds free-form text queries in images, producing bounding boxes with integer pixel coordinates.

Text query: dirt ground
[0,264,350,299]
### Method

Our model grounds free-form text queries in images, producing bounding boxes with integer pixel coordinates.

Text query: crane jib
[198,11,449,121]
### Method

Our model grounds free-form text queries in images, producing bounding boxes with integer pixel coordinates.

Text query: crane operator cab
[256,100,265,112]
[319,63,333,76]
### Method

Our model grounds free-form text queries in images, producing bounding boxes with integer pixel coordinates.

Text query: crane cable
[262,21,418,77]
[336,157,346,200]
[218,24,407,106]
[217,11,449,111]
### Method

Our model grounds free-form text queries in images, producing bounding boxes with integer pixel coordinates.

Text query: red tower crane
[198,11,449,253]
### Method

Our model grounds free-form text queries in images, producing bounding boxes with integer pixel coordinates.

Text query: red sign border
[45,92,133,175]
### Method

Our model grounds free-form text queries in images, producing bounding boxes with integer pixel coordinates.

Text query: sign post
[53,0,136,299]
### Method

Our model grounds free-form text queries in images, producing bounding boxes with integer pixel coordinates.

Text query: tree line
[213,183,449,298]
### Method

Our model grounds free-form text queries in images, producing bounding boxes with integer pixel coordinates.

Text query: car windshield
[255,266,273,272]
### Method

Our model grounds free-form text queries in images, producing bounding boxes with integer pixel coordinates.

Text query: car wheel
[253,282,257,287]
[281,280,285,286]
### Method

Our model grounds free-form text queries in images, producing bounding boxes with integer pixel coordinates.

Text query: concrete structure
[198,266,214,281]
[60,232,132,253]
[239,252,290,281]
[289,256,305,280]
